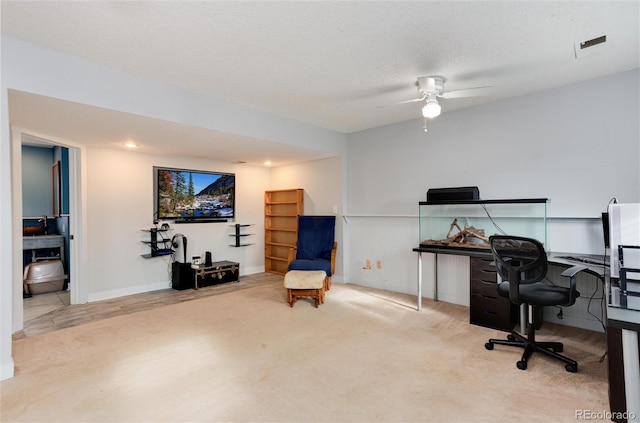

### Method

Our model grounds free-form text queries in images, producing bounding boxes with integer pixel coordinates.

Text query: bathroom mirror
[52,160,61,217]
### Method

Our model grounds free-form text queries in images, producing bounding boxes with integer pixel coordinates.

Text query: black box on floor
[171,260,240,290]
[171,262,194,290]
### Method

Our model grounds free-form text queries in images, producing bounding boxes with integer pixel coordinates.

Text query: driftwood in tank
[423,218,490,248]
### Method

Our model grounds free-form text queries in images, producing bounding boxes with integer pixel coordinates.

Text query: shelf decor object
[264,189,304,275]
[140,227,173,258]
[230,224,254,247]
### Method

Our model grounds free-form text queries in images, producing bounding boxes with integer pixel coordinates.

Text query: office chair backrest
[489,235,548,305]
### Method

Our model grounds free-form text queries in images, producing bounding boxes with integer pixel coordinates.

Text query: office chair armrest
[560,265,588,279]
[560,265,587,304]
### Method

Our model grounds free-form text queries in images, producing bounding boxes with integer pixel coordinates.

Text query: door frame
[12,127,86,332]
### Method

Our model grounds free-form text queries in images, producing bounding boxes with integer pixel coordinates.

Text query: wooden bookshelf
[265,189,304,274]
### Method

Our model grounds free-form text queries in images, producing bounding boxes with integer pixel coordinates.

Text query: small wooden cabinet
[469,256,517,332]
[265,189,304,275]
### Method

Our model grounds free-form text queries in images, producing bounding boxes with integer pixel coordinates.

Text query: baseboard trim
[241,265,265,275]
[1,357,15,381]
[87,281,170,303]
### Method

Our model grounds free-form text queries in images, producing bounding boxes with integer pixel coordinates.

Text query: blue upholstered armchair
[287,215,337,290]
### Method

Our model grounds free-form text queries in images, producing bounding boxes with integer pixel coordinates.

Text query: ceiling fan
[394,76,493,120]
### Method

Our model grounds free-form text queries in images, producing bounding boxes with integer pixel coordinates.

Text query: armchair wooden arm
[287,247,297,267]
[330,242,337,275]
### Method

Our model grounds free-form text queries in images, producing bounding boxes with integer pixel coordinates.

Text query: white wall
[0,64,13,381]
[345,70,640,330]
[270,156,344,280]
[84,148,270,301]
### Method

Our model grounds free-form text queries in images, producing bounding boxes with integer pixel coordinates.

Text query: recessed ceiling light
[123,141,138,148]
[264,161,272,166]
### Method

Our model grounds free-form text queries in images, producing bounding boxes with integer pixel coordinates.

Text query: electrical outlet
[376,260,382,269]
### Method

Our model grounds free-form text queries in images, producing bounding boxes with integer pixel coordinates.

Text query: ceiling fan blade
[441,86,493,99]
[376,96,425,109]
[395,97,425,105]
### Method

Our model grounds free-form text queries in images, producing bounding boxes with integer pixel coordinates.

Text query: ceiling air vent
[574,34,607,58]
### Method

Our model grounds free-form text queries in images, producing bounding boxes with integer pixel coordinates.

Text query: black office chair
[484,235,585,372]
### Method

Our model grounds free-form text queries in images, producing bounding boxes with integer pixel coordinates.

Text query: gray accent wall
[22,145,53,217]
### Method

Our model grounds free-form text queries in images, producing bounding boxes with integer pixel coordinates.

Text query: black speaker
[182,236,188,263]
[171,262,194,290]
[427,186,480,203]
[205,251,212,266]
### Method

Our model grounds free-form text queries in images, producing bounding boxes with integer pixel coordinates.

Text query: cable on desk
[586,273,606,332]
[585,270,608,363]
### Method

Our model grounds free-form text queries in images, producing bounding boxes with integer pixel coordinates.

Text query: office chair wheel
[485,342,494,350]
[507,334,516,341]
[565,363,578,373]
[516,360,527,370]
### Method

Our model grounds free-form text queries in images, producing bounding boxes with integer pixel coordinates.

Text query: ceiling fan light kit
[381,75,493,132]
[422,95,441,118]
[407,76,494,123]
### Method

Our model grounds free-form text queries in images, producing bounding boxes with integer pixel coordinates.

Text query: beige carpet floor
[1,281,608,422]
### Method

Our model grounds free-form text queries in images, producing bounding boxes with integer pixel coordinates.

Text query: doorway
[16,132,84,331]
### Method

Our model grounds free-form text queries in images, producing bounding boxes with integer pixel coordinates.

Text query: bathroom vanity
[23,234,65,269]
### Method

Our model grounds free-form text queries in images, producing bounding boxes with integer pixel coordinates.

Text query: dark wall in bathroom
[22,145,69,217]
[22,145,53,217]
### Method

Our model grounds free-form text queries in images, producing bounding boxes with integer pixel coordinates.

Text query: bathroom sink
[23,235,64,251]
[23,227,46,236]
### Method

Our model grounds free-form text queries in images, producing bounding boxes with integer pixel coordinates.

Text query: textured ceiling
[2,1,639,164]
